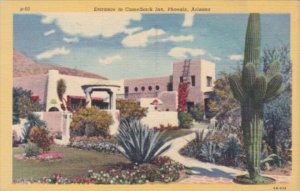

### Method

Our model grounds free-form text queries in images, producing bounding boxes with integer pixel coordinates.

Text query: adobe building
[13,51,215,114]
[122,59,215,112]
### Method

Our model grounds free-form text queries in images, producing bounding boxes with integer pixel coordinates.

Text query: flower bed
[13,156,185,184]
[14,151,63,161]
[69,137,119,153]
[69,141,119,153]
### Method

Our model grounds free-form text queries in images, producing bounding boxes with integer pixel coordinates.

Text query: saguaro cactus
[229,13,283,184]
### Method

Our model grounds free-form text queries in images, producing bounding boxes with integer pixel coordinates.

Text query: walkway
[163,123,290,183]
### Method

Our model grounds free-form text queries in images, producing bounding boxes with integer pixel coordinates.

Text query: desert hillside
[13,50,107,80]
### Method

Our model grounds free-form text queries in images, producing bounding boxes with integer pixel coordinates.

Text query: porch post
[85,87,92,108]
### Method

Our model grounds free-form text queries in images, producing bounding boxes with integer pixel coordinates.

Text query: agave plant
[115,119,172,164]
[22,112,47,143]
[260,154,282,170]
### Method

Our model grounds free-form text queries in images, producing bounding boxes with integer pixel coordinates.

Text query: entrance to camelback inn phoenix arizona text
[54,82,121,145]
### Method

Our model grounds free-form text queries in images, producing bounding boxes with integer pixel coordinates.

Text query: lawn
[13,129,193,180]
[13,145,129,179]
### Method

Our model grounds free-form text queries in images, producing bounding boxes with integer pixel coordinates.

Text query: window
[155,85,160,90]
[134,87,138,92]
[124,86,129,98]
[167,83,172,91]
[141,86,145,91]
[207,76,212,87]
[180,76,183,83]
[48,107,59,112]
[191,75,196,86]
[148,86,152,91]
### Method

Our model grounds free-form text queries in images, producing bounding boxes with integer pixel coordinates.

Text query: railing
[117,92,159,99]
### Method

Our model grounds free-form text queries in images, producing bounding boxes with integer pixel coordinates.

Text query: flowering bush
[178,82,189,112]
[69,140,119,153]
[13,173,95,184]
[13,156,184,184]
[90,156,184,184]
[29,127,53,151]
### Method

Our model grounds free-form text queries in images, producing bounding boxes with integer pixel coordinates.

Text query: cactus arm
[265,74,283,100]
[229,74,245,102]
[265,85,284,103]
[254,75,267,103]
[242,63,256,91]
[266,60,280,80]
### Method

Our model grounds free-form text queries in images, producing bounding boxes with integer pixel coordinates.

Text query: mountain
[13,50,107,80]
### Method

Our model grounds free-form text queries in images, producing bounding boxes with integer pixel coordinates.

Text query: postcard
[0,0,299,191]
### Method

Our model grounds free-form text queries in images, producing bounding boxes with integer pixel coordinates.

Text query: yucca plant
[115,119,172,164]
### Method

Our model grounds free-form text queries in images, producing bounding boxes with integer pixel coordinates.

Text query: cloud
[182,13,194,27]
[124,27,143,35]
[160,35,194,42]
[63,37,79,43]
[43,29,55,36]
[229,54,243,61]
[122,28,166,47]
[168,47,206,58]
[98,54,122,65]
[41,13,142,38]
[36,47,70,60]
[208,53,221,61]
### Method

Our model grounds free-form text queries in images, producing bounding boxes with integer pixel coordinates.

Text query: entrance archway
[81,84,120,110]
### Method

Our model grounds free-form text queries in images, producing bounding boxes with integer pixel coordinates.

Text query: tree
[116,99,148,120]
[262,45,291,155]
[208,71,240,121]
[56,79,67,111]
[13,87,43,124]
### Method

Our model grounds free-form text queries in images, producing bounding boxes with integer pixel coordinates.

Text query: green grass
[13,145,129,179]
[13,129,193,180]
[161,128,193,140]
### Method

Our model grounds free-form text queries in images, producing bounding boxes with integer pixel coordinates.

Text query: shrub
[116,99,148,120]
[29,127,52,151]
[13,87,44,124]
[153,124,179,131]
[189,103,204,122]
[24,141,42,157]
[22,113,47,143]
[116,119,172,164]
[70,107,113,137]
[178,111,193,129]
[221,136,242,166]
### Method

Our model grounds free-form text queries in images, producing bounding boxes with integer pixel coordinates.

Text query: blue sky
[14,13,290,80]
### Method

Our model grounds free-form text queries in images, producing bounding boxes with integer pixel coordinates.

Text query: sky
[14,13,290,80]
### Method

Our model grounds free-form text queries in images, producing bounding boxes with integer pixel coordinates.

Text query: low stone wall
[141,111,178,128]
